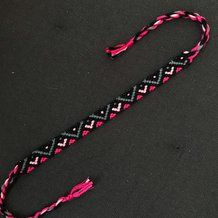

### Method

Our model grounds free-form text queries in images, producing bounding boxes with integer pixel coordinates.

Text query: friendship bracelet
[0,11,210,218]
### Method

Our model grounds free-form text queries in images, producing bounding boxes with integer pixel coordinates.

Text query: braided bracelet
[0,11,210,218]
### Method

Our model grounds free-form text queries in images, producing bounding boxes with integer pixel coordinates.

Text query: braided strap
[0,11,210,218]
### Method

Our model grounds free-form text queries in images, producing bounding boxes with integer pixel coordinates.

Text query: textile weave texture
[0,11,210,218]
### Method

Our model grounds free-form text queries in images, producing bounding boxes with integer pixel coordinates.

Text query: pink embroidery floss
[0,11,210,218]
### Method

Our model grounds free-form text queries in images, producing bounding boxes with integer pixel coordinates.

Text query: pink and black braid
[0,11,210,218]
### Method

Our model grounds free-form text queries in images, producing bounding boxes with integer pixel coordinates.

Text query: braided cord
[0,11,210,218]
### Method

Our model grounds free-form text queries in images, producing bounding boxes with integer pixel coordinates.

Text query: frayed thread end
[63,178,94,202]
[30,178,94,218]
[104,43,128,58]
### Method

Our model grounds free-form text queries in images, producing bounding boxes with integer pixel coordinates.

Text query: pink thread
[0,11,210,218]
[29,178,93,218]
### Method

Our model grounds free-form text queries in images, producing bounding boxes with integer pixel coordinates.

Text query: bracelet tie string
[0,11,210,218]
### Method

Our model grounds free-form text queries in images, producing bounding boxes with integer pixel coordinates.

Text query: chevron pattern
[18,52,190,174]
[0,11,210,218]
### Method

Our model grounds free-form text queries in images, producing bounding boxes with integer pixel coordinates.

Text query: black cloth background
[0,1,217,217]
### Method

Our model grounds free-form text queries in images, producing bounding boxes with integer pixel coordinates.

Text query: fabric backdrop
[0,1,217,217]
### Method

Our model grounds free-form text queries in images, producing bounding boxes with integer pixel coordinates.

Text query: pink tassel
[29,178,94,218]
